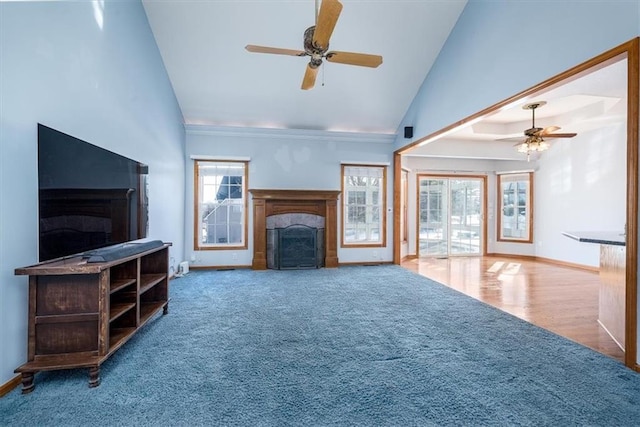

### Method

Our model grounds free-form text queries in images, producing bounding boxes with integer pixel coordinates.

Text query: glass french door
[418,176,484,257]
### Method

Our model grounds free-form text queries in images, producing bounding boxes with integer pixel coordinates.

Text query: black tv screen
[38,124,148,261]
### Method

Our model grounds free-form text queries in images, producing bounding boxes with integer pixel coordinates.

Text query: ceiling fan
[514,101,578,160]
[245,0,383,90]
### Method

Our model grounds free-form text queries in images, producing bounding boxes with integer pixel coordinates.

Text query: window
[341,164,386,247]
[497,172,532,243]
[418,176,485,256]
[401,169,409,242]
[194,160,248,250]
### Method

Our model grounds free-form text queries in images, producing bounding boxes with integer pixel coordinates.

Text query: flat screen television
[38,124,148,261]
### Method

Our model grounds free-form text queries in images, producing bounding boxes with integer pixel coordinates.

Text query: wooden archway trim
[392,38,640,370]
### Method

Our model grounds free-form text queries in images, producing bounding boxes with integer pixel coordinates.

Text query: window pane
[342,165,385,246]
[499,173,531,242]
[401,170,408,242]
[195,161,247,249]
[371,206,379,222]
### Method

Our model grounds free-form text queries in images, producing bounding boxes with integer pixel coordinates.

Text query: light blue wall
[395,0,640,149]
[185,127,394,267]
[0,1,185,385]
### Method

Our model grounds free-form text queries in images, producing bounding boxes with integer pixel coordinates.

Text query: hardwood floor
[401,255,625,362]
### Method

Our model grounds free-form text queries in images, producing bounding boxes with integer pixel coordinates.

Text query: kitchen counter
[562,230,626,351]
[561,231,625,246]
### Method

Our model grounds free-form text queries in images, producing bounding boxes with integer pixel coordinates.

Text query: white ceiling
[406,59,628,161]
[142,0,468,134]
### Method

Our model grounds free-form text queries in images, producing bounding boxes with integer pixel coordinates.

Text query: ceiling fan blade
[544,133,578,139]
[313,0,343,50]
[326,51,383,68]
[245,45,306,57]
[536,126,561,136]
[302,64,319,90]
[495,136,527,142]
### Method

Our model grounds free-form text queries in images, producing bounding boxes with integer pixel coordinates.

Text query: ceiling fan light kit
[514,101,577,160]
[516,136,550,154]
[245,0,383,90]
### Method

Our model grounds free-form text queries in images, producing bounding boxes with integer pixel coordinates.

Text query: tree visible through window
[341,164,386,246]
[194,160,248,250]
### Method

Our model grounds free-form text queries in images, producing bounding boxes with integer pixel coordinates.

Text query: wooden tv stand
[14,242,170,393]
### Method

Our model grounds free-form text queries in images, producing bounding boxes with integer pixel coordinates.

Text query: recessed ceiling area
[405,59,627,161]
[141,0,468,134]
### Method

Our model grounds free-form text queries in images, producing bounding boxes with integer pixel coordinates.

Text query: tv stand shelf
[14,242,170,394]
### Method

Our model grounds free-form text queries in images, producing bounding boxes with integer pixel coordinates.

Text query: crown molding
[184,124,395,144]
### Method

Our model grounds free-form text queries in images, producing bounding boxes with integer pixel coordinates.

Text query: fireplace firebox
[267,225,325,269]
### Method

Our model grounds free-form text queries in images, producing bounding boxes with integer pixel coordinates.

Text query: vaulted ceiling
[141,0,468,135]
[405,60,627,161]
[142,1,626,163]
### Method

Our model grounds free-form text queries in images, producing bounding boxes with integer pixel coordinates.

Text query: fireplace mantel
[249,189,340,270]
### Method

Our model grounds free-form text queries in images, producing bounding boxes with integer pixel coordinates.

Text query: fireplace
[249,189,340,270]
[266,214,325,269]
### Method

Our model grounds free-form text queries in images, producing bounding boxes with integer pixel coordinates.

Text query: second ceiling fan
[245,0,383,90]
[519,101,578,140]
[495,101,578,160]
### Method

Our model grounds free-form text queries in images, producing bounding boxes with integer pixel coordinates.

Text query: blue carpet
[2,265,640,426]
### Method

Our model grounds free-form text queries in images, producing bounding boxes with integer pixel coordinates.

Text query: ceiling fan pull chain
[322,61,325,87]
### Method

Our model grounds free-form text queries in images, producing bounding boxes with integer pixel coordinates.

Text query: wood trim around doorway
[624,38,639,370]
[392,37,640,370]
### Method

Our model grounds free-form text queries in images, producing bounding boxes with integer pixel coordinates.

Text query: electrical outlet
[232,253,238,261]
[372,250,378,259]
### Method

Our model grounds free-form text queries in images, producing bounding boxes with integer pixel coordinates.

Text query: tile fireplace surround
[249,189,340,270]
